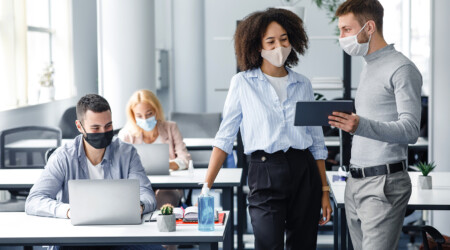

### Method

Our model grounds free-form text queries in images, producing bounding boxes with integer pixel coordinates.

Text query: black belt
[350,161,406,178]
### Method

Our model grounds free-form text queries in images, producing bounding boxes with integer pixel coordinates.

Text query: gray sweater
[351,44,422,167]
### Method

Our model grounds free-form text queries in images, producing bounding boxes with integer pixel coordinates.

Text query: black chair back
[45,147,58,164]
[0,126,61,169]
[59,106,79,139]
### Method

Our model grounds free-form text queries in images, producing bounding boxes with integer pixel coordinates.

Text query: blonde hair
[125,89,165,136]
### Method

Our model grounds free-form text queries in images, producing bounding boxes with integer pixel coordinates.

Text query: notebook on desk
[134,143,170,175]
[148,206,219,222]
[68,179,142,225]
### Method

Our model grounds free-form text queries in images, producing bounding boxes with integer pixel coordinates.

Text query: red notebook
[176,212,226,225]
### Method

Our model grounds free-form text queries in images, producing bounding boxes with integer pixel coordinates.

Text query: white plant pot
[157,214,176,232]
[418,175,432,189]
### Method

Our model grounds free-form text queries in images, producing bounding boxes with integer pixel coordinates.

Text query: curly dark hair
[234,8,308,71]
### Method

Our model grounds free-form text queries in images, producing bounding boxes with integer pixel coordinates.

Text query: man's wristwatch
[140,201,145,212]
[322,186,330,192]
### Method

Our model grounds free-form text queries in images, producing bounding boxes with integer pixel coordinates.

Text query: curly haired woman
[203,8,332,249]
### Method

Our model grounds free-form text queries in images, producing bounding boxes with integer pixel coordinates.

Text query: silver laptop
[68,179,142,225]
[134,143,170,175]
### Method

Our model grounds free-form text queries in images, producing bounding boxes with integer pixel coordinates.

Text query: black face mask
[80,123,114,149]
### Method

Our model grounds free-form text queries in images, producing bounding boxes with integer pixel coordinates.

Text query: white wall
[430,0,450,235]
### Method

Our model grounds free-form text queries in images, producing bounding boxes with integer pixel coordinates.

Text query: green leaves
[311,0,343,23]
[416,161,436,176]
[311,0,344,36]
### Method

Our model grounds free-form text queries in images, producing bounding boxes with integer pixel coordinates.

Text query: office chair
[0,126,61,212]
[45,147,58,164]
[420,225,447,250]
[0,126,62,168]
[59,106,79,139]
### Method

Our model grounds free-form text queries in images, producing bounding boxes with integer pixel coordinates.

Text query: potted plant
[38,63,55,103]
[157,204,176,232]
[416,161,436,189]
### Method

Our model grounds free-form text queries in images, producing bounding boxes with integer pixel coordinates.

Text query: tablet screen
[294,101,354,126]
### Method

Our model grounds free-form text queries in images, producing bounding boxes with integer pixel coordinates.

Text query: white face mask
[339,22,372,56]
[261,45,292,67]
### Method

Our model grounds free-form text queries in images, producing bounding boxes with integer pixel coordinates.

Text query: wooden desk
[0,211,230,250]
[326,171,450,250]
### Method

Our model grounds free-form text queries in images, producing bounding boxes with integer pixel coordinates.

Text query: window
[379,0,430,95]
[0,0,74,111]
[26,0,54,104]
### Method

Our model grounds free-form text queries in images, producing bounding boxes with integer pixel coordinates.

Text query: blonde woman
[119,90,191,209]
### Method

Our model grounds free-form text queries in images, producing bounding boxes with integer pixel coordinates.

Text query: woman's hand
[319,192,332,225]
[169,162,179,171]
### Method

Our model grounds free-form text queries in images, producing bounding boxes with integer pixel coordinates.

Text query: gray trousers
[344,170,412,250]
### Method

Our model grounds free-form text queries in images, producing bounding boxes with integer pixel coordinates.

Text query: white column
[172,0,205,113]
[72,0,98,97]
[97,0,155,128]
[430,0,450,235]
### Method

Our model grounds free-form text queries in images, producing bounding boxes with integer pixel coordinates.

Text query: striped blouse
[213,67,328,160]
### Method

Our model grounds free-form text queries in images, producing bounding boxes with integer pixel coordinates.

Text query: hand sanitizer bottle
[198,183,214,231]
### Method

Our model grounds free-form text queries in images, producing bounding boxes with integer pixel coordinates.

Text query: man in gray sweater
[329,0,422,249]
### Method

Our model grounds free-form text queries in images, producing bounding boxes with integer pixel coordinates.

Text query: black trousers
[248,148,322,250]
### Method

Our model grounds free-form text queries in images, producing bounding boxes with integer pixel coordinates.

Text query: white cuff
[170,158,187,170]
[56,203,71,219]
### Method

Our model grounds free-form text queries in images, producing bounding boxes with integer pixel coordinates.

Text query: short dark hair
[234,8,308,71]
[335,0,384,34]
[76,94,111,122]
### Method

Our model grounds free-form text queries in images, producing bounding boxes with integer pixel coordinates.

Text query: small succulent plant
[160,204,174,215]
[416,161,436,176]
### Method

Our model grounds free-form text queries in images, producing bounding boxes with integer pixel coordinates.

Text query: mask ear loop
[355,22,369,44]
[363,22,373,55]
[357,22,368,35]
[79,122,88,139]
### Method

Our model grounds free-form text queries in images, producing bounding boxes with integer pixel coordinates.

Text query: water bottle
[198,183,214,231]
